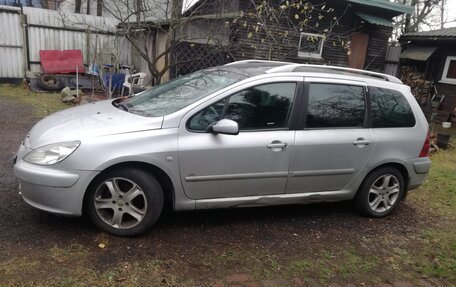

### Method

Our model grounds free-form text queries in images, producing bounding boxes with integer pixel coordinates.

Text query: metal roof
[400,46,438,61]
[184,0,412,17]
[348,0,413,15]
[355,12,393,27]
[401,27,456,40]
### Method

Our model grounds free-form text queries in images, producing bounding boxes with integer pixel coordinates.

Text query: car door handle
[353,138,370,146]
[267,142,288,150]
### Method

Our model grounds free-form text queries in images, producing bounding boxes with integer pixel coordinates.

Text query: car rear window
[369,87,415,128]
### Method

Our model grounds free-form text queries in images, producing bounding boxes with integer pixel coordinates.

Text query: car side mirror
[207,119,239,135]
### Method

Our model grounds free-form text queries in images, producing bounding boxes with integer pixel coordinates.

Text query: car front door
[286,78,375,194]
[178,77,301,199]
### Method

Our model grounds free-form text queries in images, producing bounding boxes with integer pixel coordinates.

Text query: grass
[403,136,456,282]
[0,84,69,118]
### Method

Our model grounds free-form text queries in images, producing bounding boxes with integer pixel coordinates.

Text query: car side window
[370,87,416,128]
[188,83,296,131]
[306,83,365,128]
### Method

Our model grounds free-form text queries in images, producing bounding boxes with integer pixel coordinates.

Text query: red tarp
[40,50,85,74]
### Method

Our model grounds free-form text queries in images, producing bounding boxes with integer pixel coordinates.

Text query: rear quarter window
[369,87,415,128]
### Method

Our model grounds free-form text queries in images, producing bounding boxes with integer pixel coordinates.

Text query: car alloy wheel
[367,174,400,213]
[354,167,404,217]
[94,177,147,229]
[86,168,163,236]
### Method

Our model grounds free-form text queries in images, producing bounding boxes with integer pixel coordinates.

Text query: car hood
[28,100,163,149]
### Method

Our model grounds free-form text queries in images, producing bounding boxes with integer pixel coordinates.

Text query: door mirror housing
[207,119,239,135]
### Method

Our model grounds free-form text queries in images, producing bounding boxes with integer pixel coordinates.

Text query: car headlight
[24,141,80,165]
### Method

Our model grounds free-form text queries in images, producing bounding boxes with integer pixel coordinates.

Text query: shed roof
[347,0,413,15]
[401,27,456,40]
[355,12,393,27]
[184,0,413,17]
[400,46,438,61]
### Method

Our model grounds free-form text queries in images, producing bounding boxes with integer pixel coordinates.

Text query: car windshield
[123,69,246,117]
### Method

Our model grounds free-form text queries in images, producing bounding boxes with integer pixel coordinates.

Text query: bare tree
[104,0,234,84]
[393,0,441,34]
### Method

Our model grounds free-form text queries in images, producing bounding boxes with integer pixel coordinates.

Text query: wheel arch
[82,161,175,215]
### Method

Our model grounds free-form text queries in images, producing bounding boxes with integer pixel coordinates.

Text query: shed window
[298,32,325,58]
[441,56,456,85]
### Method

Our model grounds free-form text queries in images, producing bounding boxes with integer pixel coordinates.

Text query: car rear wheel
[86,168,163,236]
[354,167,405,217]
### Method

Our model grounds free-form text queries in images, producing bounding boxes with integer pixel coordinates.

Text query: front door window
[188,83,296,131]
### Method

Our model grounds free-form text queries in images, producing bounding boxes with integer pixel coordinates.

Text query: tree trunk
[86,0,91,15]
[135,0,143,23]
[75,0,82,14]
[97,0,103,16]
[440,0,445,29]
[403,0,417,33]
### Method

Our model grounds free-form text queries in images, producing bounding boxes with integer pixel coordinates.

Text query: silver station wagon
[14,60,431,236]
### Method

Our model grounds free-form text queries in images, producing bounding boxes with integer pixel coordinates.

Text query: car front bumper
[14,160,98,216]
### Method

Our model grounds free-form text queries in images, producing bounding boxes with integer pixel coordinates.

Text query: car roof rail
[266,63,403,84]
[224,60,292,66]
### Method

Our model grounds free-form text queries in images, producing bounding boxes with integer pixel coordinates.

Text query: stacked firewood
[401,66,433,104]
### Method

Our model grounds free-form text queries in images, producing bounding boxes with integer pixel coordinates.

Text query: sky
[443,0,456,28]
[183,0,198,12]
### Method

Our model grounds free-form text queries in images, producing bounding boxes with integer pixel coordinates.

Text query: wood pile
[401,66,433,105]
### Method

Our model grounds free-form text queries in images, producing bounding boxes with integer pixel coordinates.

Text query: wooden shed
[174,0,412,76]
[400,27,456,122]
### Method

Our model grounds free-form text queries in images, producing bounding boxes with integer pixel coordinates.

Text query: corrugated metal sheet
[400,46,437,61]
[0,6,25,78]
[384,46,401,77]
[0,4,132,79]
[23,6,127,73]
[347,0,413,15]
[401,27,456,39]
[355,12,393,28]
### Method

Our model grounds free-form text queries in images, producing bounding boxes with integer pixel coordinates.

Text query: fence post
[20,6,29,78]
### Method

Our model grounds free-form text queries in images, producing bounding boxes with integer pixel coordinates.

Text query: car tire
[86,168,164,236]
[354,167,405,217]
[37,74,64,91]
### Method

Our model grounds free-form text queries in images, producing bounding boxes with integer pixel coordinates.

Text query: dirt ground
[0,95,454,287]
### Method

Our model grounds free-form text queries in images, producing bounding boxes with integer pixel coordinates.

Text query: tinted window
[370,87,415,128]
[306,84,365,128]
[188,83,296,131]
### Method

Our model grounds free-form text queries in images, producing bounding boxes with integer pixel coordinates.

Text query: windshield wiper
[118,102,130,111]
[113,99,130,112]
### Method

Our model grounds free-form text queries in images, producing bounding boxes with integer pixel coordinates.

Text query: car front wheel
[354,167,405,217]
[86,168,164,236]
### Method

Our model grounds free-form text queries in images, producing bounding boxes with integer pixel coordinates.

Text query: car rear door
[286,78,375,194]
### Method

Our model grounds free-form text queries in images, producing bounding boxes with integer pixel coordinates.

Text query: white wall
[0,6,25,78]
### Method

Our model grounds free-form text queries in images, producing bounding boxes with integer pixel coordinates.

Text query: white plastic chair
[121,72,147,96]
